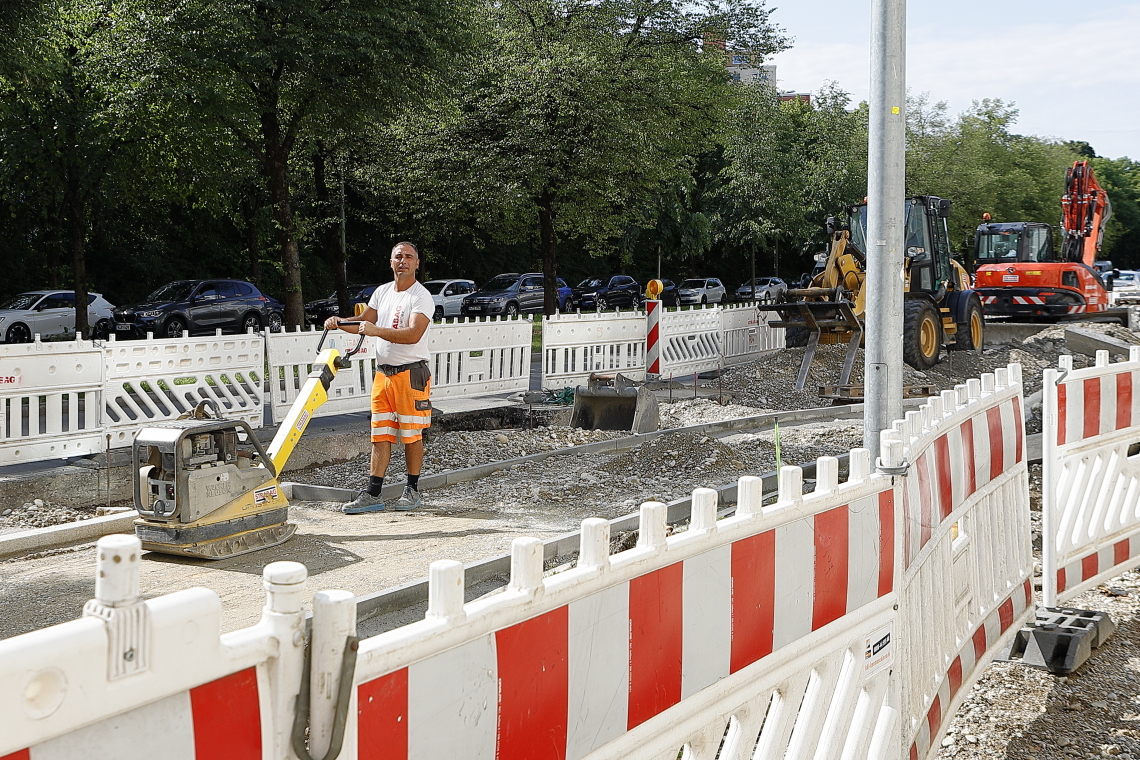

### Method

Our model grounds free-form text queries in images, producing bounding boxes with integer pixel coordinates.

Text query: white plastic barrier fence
[542,310,647,389]
[0,366,1032,760]
[659,306,724,378]
[427,315,532,400]
[1042,348,1140,607]
[263,317,532,423]
[721,303,785,368]
[0,340,105,463]
[0,535,306,760]
[103,333,265,449]
[882,365,1033,759]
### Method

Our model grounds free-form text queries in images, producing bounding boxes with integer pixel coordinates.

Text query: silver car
[0,290,116,343]
[677,278,726,305]
[735,277,787,302]
[423,279,476,320]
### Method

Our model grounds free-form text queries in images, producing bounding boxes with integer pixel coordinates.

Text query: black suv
[571,275,642,310]
[304,284,379,325]
[112,280,275,339]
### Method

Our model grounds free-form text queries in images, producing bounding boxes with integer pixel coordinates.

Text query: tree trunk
[261,112,304,329]
[313,146,349,315]
[240,195,261,288]
[66,166,89,340]
[538,191,558,315]
[47,203,64,289]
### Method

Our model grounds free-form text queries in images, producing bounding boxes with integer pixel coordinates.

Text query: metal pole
[864,0,907,454]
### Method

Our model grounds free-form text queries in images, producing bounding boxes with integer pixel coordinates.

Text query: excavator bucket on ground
[570,373,659,434]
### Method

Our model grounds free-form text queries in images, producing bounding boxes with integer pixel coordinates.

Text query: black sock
[367,476,384,496]
[407,474,420,491]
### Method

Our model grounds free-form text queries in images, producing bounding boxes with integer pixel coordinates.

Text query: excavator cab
[974,223,1055,265]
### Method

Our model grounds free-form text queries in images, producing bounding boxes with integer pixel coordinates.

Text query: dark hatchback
[112,280,276,339]
[572,275,642,310]
[461,273,572,317]
[304,284,379,326]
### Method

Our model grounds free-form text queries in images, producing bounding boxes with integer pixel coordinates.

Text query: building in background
[726,54,776,86]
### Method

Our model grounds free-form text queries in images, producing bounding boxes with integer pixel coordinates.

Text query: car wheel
[242,312,263,334]
[700,295,707,305]
[269,311,284,333]
[164,317,187,339]
[5,322,31,344]
[596,295,609,311]
[505,302,520,318]
[433,306,445,321]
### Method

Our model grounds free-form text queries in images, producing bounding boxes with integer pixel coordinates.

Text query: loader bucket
[570,373,659,434]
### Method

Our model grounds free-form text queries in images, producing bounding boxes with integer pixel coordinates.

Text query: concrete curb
[0,512,136,559]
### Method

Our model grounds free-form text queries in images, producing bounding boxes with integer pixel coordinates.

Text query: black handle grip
[316,321,363,354]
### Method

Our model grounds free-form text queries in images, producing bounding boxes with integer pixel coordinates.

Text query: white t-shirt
[366,281,435,365]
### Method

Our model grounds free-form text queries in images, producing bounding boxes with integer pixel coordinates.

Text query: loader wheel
[785,325,811,348]
[903,300,941,370]
[951,296,984,351]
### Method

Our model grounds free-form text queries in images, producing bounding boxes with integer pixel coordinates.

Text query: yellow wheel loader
[759,196,984,391]
[131,324,367,559]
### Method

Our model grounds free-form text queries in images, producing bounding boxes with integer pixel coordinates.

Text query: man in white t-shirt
[325,242,435,513]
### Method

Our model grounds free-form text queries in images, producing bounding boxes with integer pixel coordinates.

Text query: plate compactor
[131,325,366,559]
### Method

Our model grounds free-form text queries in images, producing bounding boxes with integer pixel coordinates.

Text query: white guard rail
[0,366,1032,760]
[0,340,105,463]
[1043,347,1140,607]
[0,535,306,760]
[883,365,1032,760]
[721,303,785,368]
[103,333,264,449]
[542,310,647,389]
[659,306,724,378]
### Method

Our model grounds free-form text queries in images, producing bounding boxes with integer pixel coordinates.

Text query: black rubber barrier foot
[996,607,1116,675]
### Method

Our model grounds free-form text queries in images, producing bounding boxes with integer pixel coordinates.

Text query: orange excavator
[973,160,1113,318]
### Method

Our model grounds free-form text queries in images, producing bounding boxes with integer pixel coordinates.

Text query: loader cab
[847,195,958,295]
[973,222,1054,265]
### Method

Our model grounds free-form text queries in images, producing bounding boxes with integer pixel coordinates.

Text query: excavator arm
[1061,160,1112,266]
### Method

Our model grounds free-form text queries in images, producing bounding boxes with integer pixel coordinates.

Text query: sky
[767,0,1140,160]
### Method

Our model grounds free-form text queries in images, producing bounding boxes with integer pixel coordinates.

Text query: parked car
[423,279,477,320]
[734,276,787,303]
[677,278,726,305]
[304,284,379,326]
[0,290,115,343]
[263,295,286,332]
[643,279,680,307]
[571,275,642,311]
[460,273,564,317]
[112,279,275,338]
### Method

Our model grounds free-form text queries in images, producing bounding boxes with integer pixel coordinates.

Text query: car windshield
[579,277,606,289]
[422,282,446,295]
[680,280,706,289]
[146,281,197,303]
[482,275,518,291]
[0,293,43,310]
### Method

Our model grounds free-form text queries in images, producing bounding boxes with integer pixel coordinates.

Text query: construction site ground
[2,319,1140,758]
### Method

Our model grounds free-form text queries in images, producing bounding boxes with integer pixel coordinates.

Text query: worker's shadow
[143,533,364,576]
[304,527,509,545]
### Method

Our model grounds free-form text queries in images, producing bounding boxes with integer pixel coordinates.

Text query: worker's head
[390,242,419,279]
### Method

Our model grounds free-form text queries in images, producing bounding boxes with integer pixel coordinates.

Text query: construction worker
[325,241,434,513]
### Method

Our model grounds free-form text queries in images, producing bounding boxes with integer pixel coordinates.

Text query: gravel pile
[0,499,99,533]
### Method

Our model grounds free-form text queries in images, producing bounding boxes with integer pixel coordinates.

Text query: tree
[135,0,471,327]
[400,0,788,314]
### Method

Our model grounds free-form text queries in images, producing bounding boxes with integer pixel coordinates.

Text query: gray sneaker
[392,486,422,511]
[342,490,387,514]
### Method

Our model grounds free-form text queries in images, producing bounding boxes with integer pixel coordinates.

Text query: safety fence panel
[1042,347,1140,607]
[103,333,264,449]
[659,306,724,378]
[349,454,901,760]
[266,327,378,424]
[0,339,105,464]
[428,315,532,400]
[0,537,305,760]
[720,303,784,368]
[882,364,1033,760]
[541,310,647,389]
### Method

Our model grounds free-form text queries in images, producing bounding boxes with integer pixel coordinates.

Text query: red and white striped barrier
[646,299,661,375]
[0,536,307,760]
[881,364,1032,760]
[1043,347,1140,607]
[1,365,1033,760]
